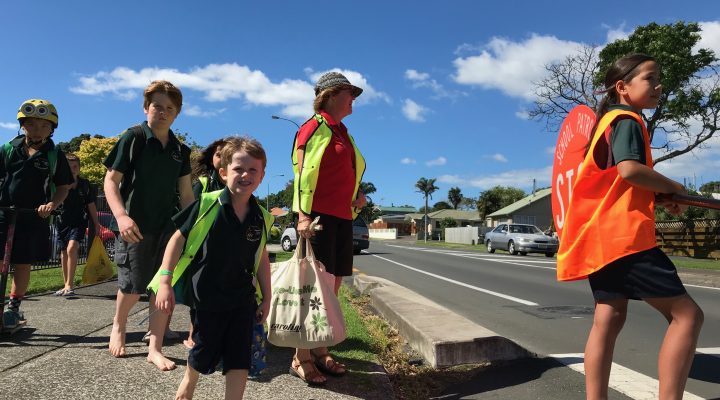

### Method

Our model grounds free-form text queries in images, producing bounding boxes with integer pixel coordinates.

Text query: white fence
[369,228,397,239]
[444,226,480,245]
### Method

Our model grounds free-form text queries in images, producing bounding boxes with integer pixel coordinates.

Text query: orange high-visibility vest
[557,109,657,281]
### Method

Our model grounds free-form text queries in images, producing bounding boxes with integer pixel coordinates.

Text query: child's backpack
[118,125,148,201]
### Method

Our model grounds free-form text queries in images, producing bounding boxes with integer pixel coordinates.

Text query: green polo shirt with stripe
[609,104,647,166]
[103,121,191,234]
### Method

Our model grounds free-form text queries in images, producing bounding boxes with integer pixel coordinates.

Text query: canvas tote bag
[267,219,346,348]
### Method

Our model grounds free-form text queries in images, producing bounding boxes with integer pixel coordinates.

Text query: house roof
[487,188,552,217]
[405,210,481,221]
[378,206,417,214]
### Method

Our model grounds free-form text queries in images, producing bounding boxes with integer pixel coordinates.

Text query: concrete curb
[353,274,532,368]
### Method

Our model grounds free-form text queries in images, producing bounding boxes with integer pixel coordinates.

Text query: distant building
[485,188,552,230]
[371,205,417,236]
[406,209,483,237]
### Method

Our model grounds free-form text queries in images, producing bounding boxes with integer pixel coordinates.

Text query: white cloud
[545,146,556,156]
[515,110,530,120]
[405,69,430,81]
[402,99,429,122]
[71,64,387,119]
[486,153,508,163]
[654,134,720,188]
[0,122,18,130]
[401,157,417,165]
[695,21,720,55]
[425,156,447,167]
[452,34,584,99]
[183,105,227,118]
[437,165,553,190]
[603,23,631,43]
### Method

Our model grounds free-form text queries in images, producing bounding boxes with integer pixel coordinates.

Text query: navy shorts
[0,217,50,264]
[115,231,172,294]
[589,247,687,301]
[56,225,86,250]
[189,304,256,375]
[309,212,353,277]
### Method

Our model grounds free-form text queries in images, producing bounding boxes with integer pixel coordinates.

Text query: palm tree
[415,177,439,242]
[448,187,463,210]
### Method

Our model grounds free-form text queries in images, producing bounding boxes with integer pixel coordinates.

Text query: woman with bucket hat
[289,71,366,385]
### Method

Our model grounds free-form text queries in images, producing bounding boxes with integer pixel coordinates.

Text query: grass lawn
[3,264,96,297]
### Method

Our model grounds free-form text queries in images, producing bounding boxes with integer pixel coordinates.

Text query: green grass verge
[4,264,98,296]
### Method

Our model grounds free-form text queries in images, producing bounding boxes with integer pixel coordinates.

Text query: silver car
[280,218,370,254]
[485,223,559,257]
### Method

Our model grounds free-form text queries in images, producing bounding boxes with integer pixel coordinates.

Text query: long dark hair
[192,138,228,178]
[588,53,656,151]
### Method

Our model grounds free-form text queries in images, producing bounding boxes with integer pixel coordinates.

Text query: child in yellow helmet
[2,99,73,330]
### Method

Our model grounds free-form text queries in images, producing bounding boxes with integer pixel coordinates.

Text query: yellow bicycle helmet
[17,99,58,129]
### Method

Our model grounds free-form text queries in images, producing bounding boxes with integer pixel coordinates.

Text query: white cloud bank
[402,99,429,122]
[452,34,584,100]
[438,165,553,190]
[401,157,417,165]
[71,64,388,118]
[425,156,447,167]
[0,122,18,130]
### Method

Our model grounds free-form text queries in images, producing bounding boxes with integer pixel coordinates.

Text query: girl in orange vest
[557,53,704,400]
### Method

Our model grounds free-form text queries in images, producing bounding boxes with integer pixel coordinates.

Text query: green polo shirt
[609,104,647,166]
[103,121,191,234]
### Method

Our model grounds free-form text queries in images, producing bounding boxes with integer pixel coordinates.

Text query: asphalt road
[354,240,720,399]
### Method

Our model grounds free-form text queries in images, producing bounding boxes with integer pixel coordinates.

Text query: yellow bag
[81,237,116,284]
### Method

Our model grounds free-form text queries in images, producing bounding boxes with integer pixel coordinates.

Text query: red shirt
[296,111,356,219]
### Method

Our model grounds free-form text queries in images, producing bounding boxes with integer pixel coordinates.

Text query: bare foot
[109,322,126,357]
[147,351,177,371]
[183,338,195,349]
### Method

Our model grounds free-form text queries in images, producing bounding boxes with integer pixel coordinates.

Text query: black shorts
[115,231,172,295]
[188,304,256,375]
[0,217,50,264]
[56,225,86,250]
[309,212,353,277]
[588,247,687,301]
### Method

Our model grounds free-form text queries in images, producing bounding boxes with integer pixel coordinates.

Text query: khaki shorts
[115,231,173,295]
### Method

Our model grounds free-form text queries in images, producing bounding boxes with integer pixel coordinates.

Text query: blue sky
[2,1,719,209]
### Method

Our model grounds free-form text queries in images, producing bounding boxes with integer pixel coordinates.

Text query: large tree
[75,137,119,186]
[358,181,380,222]
[529,22,720,164]
[432,201,452,211]
[415,177,439,241]
[448,186,463,210]
[476,186,526,219]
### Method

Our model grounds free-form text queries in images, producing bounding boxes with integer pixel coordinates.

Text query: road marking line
[549,353,704,400]
[383,245,720,291]
[367,253,539,306]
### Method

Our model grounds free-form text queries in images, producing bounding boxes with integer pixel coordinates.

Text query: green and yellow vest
[291,114,365,219]
[147,190,274,303]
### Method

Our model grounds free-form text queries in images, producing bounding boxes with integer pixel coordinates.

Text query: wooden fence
[656,219,720,259]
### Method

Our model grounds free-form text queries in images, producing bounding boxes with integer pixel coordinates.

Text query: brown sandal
[289,357,327,386]
[311,350,347,377]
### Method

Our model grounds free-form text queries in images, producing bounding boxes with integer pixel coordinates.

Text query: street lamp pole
[266,174,285,210]
[271,115,300,130]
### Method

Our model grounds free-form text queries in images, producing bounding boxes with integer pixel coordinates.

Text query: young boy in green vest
[154,136,272,400]
[2,99,73,330]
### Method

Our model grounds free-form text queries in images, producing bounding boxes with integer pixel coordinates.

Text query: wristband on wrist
[159,269,173,277]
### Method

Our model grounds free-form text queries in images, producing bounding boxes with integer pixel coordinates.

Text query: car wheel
[281,237,293,252]
[486,240,495,253]
[545,252,555,258]
[519,251,527,256]
[508,241,518,255]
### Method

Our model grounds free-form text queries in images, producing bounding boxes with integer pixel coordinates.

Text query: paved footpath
[0,280,392,400]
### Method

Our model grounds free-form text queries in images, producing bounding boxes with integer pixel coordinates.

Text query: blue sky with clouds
[1,1,719,208]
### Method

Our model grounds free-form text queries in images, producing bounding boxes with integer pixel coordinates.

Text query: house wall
[512,195,552,230]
